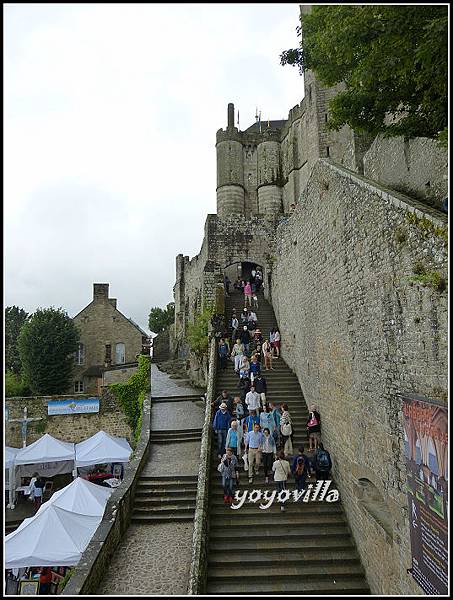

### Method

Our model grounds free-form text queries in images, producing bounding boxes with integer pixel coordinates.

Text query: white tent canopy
[75,430,132,467]
[5,447,20,470]
[14,433,75,466]
[37,477,112,517]
[5,505,101,568]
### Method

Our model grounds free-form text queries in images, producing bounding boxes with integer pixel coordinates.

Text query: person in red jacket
[39,567,52,594]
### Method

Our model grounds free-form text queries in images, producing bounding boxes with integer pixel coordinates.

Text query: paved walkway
[97,366,204,595]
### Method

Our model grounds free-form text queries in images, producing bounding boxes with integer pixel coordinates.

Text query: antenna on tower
[255,107,259,123]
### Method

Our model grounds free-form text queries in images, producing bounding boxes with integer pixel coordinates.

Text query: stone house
[71,283,150,395]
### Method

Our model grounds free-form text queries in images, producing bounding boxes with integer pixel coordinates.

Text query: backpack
[295,457,305,476]
[317,450,330,469]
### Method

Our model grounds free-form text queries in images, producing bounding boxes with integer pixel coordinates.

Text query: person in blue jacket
[213,402,233,458]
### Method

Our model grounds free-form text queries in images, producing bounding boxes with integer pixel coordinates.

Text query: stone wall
[62,393,151,595]
[103,364,138,386]
[363,135,448,210]
[6,388,133,447]
[271,158,448,595]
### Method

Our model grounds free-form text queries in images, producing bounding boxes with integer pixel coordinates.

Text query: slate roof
[244,119,287,133]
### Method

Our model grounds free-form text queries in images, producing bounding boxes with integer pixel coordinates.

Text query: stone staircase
[206,290,370,595]
[131,475,197,524]
[150,428,203,444]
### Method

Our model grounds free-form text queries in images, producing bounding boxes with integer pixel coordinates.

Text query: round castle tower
[216,103,245,217]
[257,134,283,214]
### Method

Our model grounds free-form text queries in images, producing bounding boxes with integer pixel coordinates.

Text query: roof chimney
[93,283,109,302]
[108,298,117,309]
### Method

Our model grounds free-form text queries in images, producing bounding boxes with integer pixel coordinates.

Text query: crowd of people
[213,275,333,507]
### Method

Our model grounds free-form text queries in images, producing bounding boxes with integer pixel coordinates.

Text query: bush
[5,370,32,397]
[109,355,151,441]
[187,306,214,358]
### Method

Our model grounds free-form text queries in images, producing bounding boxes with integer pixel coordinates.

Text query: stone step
[139,475,198,482]
[151,428,203,435]
[209,514,346,527]
[209,524,350,540]
[208,504,342,516]
[207,563,365,582]
[133,505,195,514]
[206,578,370,595]
[151,394,203,402]
[131,514,194,523]
[150,437,201,444]
[135,496,196,506]
[135,487,198,497]
[209,538,356,552]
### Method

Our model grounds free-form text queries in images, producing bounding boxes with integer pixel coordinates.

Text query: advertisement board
[47,398,99,415]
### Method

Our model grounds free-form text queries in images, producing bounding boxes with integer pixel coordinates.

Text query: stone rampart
[271,158,447,595]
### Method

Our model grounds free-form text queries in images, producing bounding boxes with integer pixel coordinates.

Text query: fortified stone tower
[216,103,287,218]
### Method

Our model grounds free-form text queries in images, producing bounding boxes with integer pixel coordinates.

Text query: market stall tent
[5,504,101,568]
[9,434,76,508]
[5,447,20,492]
[75,430,132,467]
[36,476,112,517]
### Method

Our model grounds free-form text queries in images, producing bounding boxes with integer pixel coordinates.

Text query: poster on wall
[402,393,448,595]
[47,398,99,415]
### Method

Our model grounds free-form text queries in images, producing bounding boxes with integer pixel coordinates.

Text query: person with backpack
[253,372,267,408]
[213,403,233,458]
[232,396,245,426]
[261,427,277,483]
[249,355,260,382]
[291,446,310,496]
[272,450,291,511]
[231,314,239,344]
[270,402,281,447]
[260,403,276,438]
[218,447,238,504]
[313,443,332,480]
[240,325,252,355]
[212,390,233,413]
[306,405,321,452]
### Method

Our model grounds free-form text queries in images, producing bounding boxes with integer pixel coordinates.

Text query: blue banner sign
[48,398,100,415]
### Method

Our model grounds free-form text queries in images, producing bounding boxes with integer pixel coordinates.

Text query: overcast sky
[4,3,304,334]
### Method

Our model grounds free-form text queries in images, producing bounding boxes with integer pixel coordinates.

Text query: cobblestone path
[97,366,204,595]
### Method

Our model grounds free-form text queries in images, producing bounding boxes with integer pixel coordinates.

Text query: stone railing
[187,335,217,594]
[61,392,151,595]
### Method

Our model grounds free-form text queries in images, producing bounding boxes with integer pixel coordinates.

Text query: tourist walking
[30,473,44,511]
[291,446,310,496]
[244,281,253,307]
[255,269,263,291]
[232,396,245,425]
[262,339,273,370]
[218,338,230,371]
[280,404,293,456]
[245,423,264,483]
[231,314,239,343]
[252,293,259,309]
[240,326,252,355]
[272,450,291,511]
[307,405,321,452]
[238,375,251,404]
[260,403,276,436]
[261,427,277,483]
[213,403,233,458]
[239,355,250,379]
[254,373,267,408]
[212,390,233,413]
[273,328,281,358]
[245,385,261,416]
[218,447,238,504]
[244,409,260,433]
[249,355,260,382]
[226,420,243,465]
[313,443,332,481]
[270,402,281,447]
[231,339,245,373]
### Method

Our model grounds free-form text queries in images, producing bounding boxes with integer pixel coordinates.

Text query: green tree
[18,307,80,395]
[148,302,175,333]
[280,5,448,141]
[5,370,32,397]
[5,306,29,374]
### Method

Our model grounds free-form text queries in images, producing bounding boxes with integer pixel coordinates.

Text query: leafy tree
[280,5,448,141]
[18,307,80,395]
[5,370,32,397]
[5,306,29,374]
[187,306,214,358]
[148,302,175,333]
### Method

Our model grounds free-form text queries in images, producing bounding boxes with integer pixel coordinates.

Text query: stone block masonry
[271,158,447,595]
[5,388,133,447]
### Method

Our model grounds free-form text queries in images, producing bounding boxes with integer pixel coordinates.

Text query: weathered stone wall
[363,135,448,210]
[103,365,138,386]
[271,158,448,595]
[6,388,133,447]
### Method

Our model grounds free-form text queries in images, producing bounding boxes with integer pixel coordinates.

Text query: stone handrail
[187,336,217,594]
[61,391,151,595]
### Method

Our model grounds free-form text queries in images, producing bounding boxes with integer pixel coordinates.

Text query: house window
[105,344,112,365]
[75,343,85,365]
[115,343,126,364]
[74,380,84,393]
